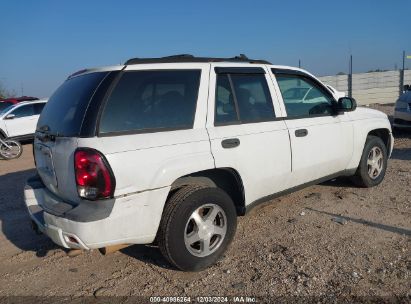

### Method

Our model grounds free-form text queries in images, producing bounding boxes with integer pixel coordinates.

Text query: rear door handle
[221,138,240,149]
[295,129,308,137]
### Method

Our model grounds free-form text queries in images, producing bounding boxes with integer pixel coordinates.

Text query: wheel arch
[367,128,391,151]
[350,128,390,187]
[347,121,392,172]
[168,168,246,216]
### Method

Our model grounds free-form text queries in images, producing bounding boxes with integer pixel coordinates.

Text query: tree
[0,85,6,99]
[366,69,388,73]
[0,81,15,99]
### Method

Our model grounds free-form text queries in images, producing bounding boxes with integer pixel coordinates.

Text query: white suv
[0,99,47,141]
[25,55,393,271]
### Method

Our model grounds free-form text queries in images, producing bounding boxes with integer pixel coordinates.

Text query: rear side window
[215,75,238,124]
[34,103,46,115]
[99,70,201,134]
[0,102,13,114]
[215,74,275,125]
[37,72,108,136]
[11,104,34,118]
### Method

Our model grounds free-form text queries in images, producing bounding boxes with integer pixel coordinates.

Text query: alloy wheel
[184,204,227,257]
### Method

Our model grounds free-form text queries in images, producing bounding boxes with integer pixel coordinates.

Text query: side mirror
[337,97,357,113]
[404,84,410,91]
[5,114,16,120]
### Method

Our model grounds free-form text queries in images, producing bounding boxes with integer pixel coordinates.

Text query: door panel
[272,70,353,186]
[5,116,38,137]
[207,64,292,206]
[285,116,352,186]
[209,122,291,205]
[4,104,38,137]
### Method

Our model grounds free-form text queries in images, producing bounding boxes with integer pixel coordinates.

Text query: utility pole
[348,55,353,98]
[399,51,405,96]
[403,50,406,70]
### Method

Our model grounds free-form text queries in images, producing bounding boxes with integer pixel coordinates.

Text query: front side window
[10,104,34,118]
[215,73,275,125]
[276,74,335,117]
[99,70,201,134]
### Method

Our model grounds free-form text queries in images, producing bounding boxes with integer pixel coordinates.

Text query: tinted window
[215,75,238,124]
[34,103,46,115]
[282,88,309,100]
[37,72,108,136]
[99,70,201,134]
[276,75,334,117]
[231,74,274,122]
[11,104,35,118]
[215,74,275,124]
[0,102,13,114]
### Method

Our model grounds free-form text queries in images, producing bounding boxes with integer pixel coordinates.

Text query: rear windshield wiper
[36,125,58,142]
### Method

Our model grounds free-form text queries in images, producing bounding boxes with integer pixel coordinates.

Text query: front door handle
[221,138,240,149]
[295,129,308,137]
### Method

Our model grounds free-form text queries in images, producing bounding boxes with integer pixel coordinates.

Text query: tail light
[74,148,115,200]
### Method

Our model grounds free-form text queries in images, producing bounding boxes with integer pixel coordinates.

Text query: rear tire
[157,186,237,271]
[350,135,387,187]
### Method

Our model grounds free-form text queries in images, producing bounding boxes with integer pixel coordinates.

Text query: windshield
[0,102,14,115]
[37,72,108,136]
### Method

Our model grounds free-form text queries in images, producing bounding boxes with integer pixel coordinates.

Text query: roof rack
[124,54,271,65]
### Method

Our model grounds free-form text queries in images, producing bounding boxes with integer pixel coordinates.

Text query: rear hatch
[34,71,111,203]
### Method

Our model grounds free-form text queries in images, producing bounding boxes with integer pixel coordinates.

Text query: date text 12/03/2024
[149,296,257,303]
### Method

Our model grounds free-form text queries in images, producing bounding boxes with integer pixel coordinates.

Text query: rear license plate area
[35,143,58,187]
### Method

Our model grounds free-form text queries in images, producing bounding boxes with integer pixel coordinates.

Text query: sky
[0,0,410,98]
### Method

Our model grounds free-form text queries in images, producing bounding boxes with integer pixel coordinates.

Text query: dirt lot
[0,104,409,302]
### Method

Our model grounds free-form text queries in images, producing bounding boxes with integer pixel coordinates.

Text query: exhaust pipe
[99,244,130,255]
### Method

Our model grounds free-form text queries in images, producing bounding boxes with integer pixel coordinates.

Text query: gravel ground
[0,104,409,303]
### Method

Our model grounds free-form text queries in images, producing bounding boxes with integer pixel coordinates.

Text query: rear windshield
[37,72,108,136]
[99,70,201,135]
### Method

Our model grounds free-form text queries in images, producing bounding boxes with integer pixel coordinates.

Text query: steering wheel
[309,103,332,115]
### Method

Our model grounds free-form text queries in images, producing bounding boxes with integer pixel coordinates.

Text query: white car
[25,55,393,271]
[282,85,345,104]
[0,99,47,141]
[393,89,411,129]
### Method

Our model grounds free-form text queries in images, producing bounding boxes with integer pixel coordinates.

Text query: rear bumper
[24,175,170,250]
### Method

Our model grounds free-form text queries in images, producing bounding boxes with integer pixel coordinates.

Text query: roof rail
[124,54,271,65]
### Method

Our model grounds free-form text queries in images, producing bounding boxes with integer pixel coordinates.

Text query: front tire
[350,135,387,187]
[0,139,23,160]
[157,186,237,271]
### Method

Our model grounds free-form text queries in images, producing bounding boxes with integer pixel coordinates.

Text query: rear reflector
[74,148,115,200]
